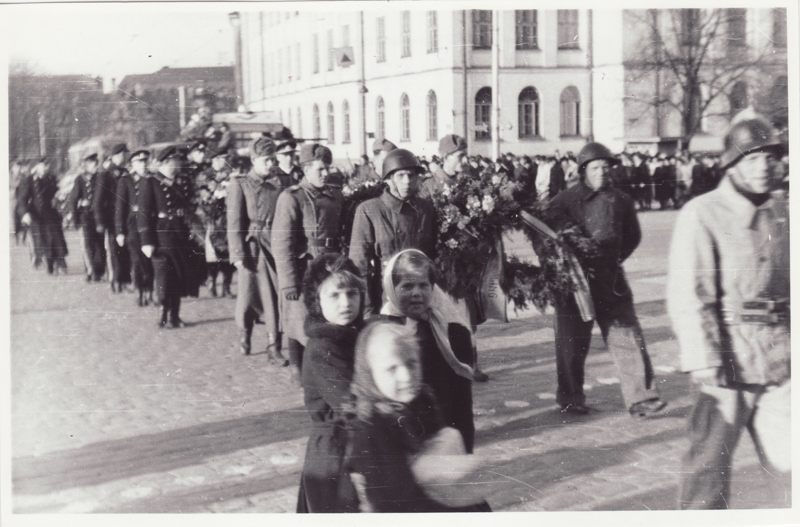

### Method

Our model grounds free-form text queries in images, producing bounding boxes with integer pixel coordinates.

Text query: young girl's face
[368,333,422,403]
[394,269,432,320]
[319,275,361,326]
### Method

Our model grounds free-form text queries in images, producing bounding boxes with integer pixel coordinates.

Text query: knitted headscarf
[380,249,475,380]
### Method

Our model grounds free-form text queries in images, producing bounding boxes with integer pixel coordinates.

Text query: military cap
[250,136,277,159]
[157,145,182,163]
[438,134,467,158]
[371,138,397,154]
[84,153,99,163]
[273,128,297,152]
[130,150,150,162]
[189,140,207,153]
[111,143,129,155]
[298,143,333,166]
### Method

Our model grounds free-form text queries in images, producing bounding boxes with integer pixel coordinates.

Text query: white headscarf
[381,249,475,380]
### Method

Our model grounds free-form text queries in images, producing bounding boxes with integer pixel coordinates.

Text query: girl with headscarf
[296,253,364,513]
[379,248,478,452]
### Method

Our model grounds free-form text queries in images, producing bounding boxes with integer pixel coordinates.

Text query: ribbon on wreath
[520,210,595,322]
[478,237,508,322]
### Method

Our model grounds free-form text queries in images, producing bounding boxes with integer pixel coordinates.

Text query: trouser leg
[597,302,659,409]
[553,297,594,407]
[255,252,280,338]
[79,226,92,277]
[679,386,752,509]
[750,381,792,474]
[288,339,305,371]
[234,268,259,332]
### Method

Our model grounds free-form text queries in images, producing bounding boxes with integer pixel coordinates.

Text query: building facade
[237,8,788,161]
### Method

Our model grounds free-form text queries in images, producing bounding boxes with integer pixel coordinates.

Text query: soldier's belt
[310,237,340,249]
[724,299,789,326]
[158,210,185,219]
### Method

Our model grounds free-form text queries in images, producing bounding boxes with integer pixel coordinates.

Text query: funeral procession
[6,4,794,519]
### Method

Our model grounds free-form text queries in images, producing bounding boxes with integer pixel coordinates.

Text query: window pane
[558,10,579,49]
[773,8,787,48]
[377,18,386,62]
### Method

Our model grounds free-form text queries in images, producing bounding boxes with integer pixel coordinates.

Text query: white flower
[442,185,452,197]
[457,216,470,230]
[492,175,502,186]
[482,194,496,213]
[342,185,354,197]
[445,238,459,249]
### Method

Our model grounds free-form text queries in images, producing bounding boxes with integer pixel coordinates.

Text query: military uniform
[227,168,292,346]
[417,164,456,200]
[68,170,106,280]
[17,168,68,274]
[272,180,343,347]
[138,169,206,326]
[348,187,437,316]
[116,169,154,302]
[96,161,132,290]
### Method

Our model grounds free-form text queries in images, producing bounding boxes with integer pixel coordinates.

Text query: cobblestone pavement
[7,211,793,516]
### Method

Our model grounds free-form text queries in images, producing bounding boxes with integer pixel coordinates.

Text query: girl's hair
[390,251,436,288]
[302,253,366,319]
[351,319,422,420]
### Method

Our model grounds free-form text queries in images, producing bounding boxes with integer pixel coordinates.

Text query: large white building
[235,7,788,161]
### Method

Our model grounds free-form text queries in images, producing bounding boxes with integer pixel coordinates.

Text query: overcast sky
[7,4,235,88]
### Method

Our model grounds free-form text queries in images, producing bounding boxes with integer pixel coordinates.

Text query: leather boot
[239,328,252,355]
[169,297,185,328]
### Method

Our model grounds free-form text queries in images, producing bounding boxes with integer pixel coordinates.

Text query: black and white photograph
[2,0,796,523]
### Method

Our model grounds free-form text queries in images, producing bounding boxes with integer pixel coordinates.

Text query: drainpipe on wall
[360,11,368,158]
[462,10,469,145]
[491,10,500,160]
[587,9,594,143]
[229,12,244,109]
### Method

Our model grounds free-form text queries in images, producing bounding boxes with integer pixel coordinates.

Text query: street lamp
[229,12,244,108]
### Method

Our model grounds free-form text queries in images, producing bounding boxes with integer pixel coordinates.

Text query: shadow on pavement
[13,406,308,495]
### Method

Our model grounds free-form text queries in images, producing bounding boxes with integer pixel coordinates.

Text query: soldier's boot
[169,297,185,328]
[158,304,169,328]
[222,268,235,298]
[239,327,252,356]
[266,334,289,367]
[137,290,144,307]
[221,284,234,298]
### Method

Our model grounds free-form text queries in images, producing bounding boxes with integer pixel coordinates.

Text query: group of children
[295,248,494,513]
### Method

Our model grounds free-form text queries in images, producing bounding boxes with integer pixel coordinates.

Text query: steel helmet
[577,142,618,172]
[720,116,783,171]
[382,148,424,179]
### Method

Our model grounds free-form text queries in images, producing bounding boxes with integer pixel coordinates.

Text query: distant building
[236,9,787,160]
[114,66,237,147]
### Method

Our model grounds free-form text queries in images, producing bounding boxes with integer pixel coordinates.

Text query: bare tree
[625,9,777,148]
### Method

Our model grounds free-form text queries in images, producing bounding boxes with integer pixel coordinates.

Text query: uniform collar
[717,176,775,230]
[247,168,282,188]
[299,178,332,198]
[380,186,419,213]
[432,165,457,187]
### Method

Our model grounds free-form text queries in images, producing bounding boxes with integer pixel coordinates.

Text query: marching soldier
[348,148,436,317]
[668,115,790,509]
[272,129,304,184]
[227,137,292,359]
[272,143,343,378]
[96,143,132,292]
[544,142,666,417]
[185,140,210,183]
[116,149,154,306]
[17,157,69,274]
[67,153,106,282]
[138,146,207,328]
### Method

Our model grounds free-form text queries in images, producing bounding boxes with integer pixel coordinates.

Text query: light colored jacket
[666,177,790,385]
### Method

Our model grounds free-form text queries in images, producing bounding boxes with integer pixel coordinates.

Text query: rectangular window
[328,29,335,71]
[773,8,787,48]
[515,10,538,50]
[427,11,438,53]
[343,25,350,47]
[402,11,412,57]
[376,17,386,62]
[313,34,320,73]
[557,10,579,49]
[727,9,747,52]
[472,10,492,49]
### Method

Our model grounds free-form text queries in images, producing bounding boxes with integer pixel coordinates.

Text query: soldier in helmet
[668,115,790,509]
[349,148,437,317]
[544,142,666,417]
[273,143,343,378]
[227,137,292,359]
[418,134,467,200]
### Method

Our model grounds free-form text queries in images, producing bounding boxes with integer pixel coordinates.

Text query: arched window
[729,81,748,119]
[313,104,321,139]
[559,86,580,137]
[297,107,303,138]
[427,90,438,141]
[475,87,492,140]
[400,94,411,141]
[327,102,335,144]
[342,100,351,144]
[376,97,385,140]
[518,87,540,138]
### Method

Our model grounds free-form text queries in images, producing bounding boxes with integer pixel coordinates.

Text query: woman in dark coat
[296,253,364,513]
[138,146,206,328]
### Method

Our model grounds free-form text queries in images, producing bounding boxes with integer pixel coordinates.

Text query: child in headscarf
[345,320,492,512]
[296,253,364,513]
[379,248,478,452]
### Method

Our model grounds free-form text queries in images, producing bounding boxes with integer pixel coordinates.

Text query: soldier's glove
[96,225,105,234]
[285,288,300,301]
[690,367,726,388]
[21,213,31,226]
[141,245,154,258]
[116,234,125,247]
